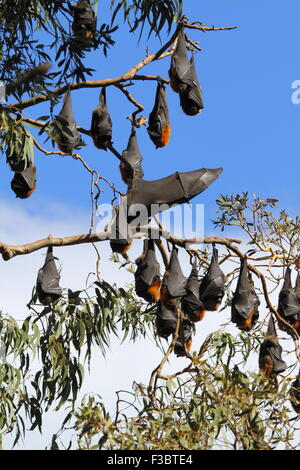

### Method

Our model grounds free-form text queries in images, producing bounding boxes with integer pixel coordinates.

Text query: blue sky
[1,0,300,449]
[1,0,299,232]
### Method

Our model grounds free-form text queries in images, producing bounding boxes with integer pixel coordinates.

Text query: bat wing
[127,168,223,225]
[147,82,171,148]
[199,246,225,311]
[179,55,204,116]
[231,259,260,327]
[162,246,187,298]
[36,247,62,305]
[269,341,287,374]
[156,301,178,339]
[182,260,205,321]
[135,240,160,286]
[90,88,112,150]
[278,290,300,318]
[259,317,286,375]
[11,165,36,199]
[135,240,161,302]
[109,204,132,254]
[169,28,192,93]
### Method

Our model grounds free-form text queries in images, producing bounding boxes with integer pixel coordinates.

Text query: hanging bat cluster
[133,244,226,357]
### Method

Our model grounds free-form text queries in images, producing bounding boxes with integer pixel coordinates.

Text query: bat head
[36,246,62,305]
[11,165,36,199]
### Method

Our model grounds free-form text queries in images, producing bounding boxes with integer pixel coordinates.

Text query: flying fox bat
[3,62,51,97]
[290,368,300,414]
[126,168,223,226]
[277,268,300,333]
[11,165,36,199]
[135,239,161,303]
[72,0,96,40]
[231,258,260,331]
[179,54,204,116]
[160,246,187,306]
[174,318,193,357]
[109,202,133,254]
[259,315,287,378]
[169,28,203,116]
[169,28,192,94]
[199,246,225,311]
[53,89,84,153]
[119,128,144,185]
[147,82,171,148]
[36,247,62,306]
[156,300,178,339]
[90,87,112,150]
[182,257,206,322]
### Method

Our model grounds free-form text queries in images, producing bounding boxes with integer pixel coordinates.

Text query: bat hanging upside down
[11,164,37,199]
[199,245,225,313]
[259,315,287,378]
[134,239,161,303]
[231,257,260,331]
